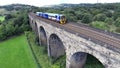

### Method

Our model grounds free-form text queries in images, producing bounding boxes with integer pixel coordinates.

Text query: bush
[105,18,114,25]
[0,24,7,40]
[81,13,92,24]
[5,14,13,20]
[90,21,109,30]
[115,27,120,33]
[93,13,107,22]
[114,17,120,27]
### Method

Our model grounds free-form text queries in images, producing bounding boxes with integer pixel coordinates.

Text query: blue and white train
[36,12,67,24]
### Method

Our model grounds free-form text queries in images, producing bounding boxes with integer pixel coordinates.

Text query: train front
[60,15,67,24]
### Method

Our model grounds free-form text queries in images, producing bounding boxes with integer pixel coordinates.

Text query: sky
[0,0,120,7]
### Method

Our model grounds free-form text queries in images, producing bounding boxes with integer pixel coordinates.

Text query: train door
[56,15,60,23]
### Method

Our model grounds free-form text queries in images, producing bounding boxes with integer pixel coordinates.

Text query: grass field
[0,16,5,22]
[0,35,38,68]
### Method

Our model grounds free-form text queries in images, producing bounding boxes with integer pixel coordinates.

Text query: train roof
[36,12,43,13]
[36,12,65,16]
[44,13,64,16]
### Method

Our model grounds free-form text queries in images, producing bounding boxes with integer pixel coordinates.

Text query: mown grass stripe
[0,34,38,68]
[25,32,41,68]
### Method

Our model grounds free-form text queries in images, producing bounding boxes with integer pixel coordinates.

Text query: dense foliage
[26,32,66,68]
[32,3,120,33]
[0,6,31,41]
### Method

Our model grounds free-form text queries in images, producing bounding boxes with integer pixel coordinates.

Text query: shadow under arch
[29,19,34,30]
[31,20,34,26]
[85,53,104,68]
[48,34,66,67]
[29,18,32,26]
[49,33,65,58]
[34,22,39,36]
[39,26,47,46]
[70,52,104,68]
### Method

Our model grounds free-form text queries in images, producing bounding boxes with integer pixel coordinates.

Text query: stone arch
[31,20,33,25]
[30,20,33,29]
[70,52,87,68]
[70,52,104,68]
[39,26,47,46]
[29,18,31,25]
[34,22,39,36]
[29,19,33,28]
[48,34,65,58]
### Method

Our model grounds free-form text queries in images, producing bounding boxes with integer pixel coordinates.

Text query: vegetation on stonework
[50,55,66,68]
[25,31,66,68]
[25,31,51,68]
[0,34,38,68]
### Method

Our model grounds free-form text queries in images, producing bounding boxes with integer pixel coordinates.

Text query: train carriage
[36,12,67,24]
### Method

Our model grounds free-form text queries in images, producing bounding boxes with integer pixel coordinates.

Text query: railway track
[29,13,120,49]
[70,22,120,39]
[64,23,120,48]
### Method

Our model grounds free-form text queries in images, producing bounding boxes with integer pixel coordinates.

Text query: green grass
[0,34,38,68]
[0,16,5,22]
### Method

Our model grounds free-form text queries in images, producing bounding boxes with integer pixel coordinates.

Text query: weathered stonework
[29,15,120,68]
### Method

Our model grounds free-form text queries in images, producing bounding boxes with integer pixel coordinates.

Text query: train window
[55,15,57,18]
[61,16,65,19]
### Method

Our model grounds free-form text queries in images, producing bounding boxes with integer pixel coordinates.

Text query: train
[36,12,67,24]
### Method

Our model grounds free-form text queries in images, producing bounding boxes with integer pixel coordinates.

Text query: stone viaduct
[29,13,120,68]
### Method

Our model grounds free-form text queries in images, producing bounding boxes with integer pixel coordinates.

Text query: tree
[113,12,120,20]
[0,24,6,40]
[5,14,13,20]
[65,14,77,22]
[91,9,102,15]
[90,21,109,30]
[105,18,114,25]
[104,11,113,18]
[81,13,92,24]
[115,27,120,33]
[93,13,107,22]
[75,11,84,20]
[5,23,15,36]
[114,17,120,27]
[47,9,61,13]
